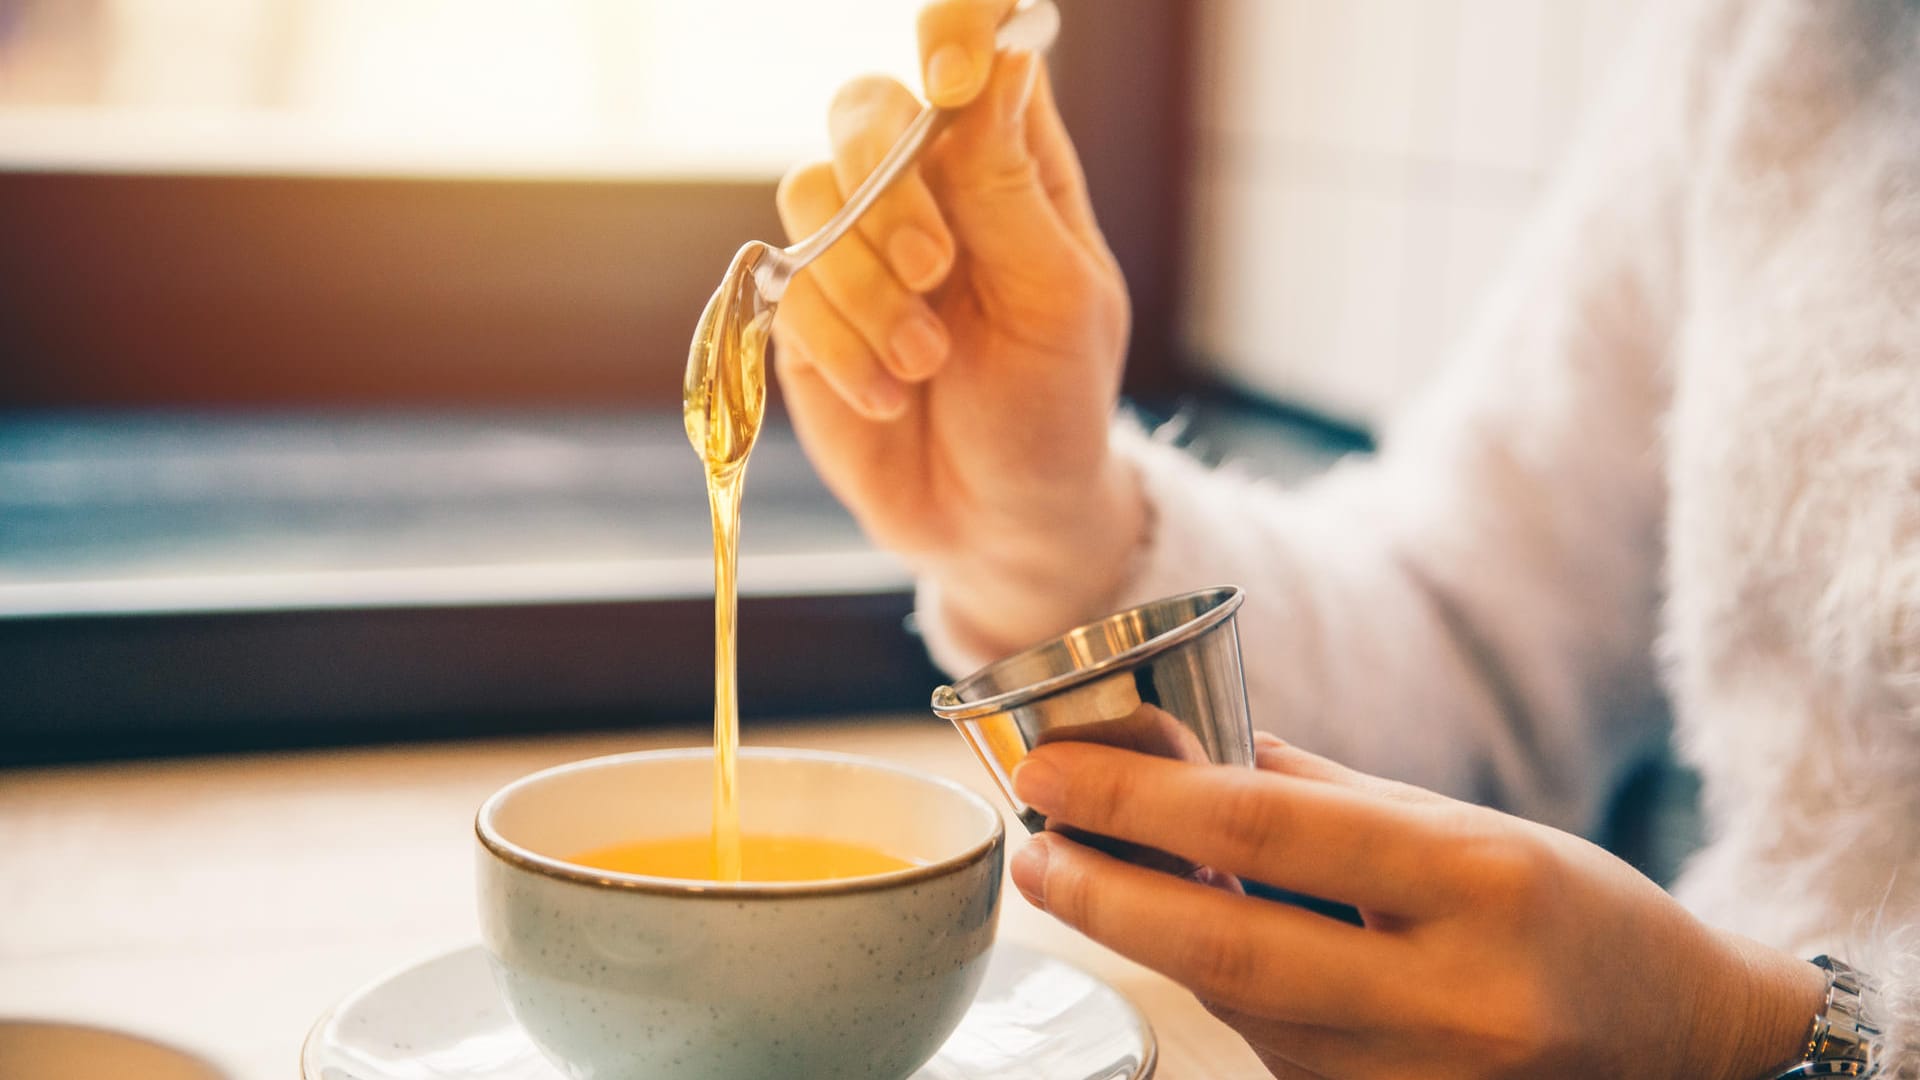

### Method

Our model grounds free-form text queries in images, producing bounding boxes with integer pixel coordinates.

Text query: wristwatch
[1769,956,1880,1078]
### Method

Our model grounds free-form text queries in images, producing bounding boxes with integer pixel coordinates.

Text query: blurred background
[0,0,1649,764]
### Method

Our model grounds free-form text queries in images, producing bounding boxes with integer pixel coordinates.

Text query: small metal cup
[932,586,1254,873]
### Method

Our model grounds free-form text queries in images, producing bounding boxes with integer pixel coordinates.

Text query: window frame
[0,0,1197,409]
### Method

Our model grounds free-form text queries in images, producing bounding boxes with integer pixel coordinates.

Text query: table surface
[0,716,1270,1079]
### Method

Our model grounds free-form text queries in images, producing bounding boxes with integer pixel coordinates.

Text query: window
[0,0,923,177]
[0,1,1195,760]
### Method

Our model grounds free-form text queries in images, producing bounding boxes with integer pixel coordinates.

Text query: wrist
[1695,931,1831,1080]
[926,454,1148,657]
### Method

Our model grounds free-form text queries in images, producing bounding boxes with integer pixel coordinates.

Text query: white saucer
[302,941,1155,1080]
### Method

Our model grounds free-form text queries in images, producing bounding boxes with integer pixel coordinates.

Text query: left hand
[1008,725,1826,1080]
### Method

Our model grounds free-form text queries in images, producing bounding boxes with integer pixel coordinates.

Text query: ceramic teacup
[474,747,1004,1080]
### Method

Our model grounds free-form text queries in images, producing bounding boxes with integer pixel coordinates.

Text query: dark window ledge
[0,410,937,765]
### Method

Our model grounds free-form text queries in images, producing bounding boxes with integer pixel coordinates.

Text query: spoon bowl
[683,242,778,471]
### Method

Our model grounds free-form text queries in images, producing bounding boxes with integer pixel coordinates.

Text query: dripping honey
[684,265,772,883]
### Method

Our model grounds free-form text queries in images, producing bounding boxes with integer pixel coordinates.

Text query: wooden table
[0,716,1269,1079]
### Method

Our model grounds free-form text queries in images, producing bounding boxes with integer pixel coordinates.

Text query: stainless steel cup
[932,586,1254,872]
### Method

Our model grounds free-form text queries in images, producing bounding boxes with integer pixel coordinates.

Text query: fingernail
[888,227,949,291]
[863,375,908,419]
[1010,756,1064,814]
[1192,866,1245,895]
[926,43,978,104]
[1010,835,1052,908]
[889,313,948,379]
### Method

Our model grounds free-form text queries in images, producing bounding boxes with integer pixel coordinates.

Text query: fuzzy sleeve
[1862,922,1920,1079]
[919,0,1739,834]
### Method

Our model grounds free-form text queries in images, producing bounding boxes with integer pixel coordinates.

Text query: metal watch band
[1772,956,1880,1080]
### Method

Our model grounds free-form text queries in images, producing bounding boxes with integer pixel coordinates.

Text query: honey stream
[683,256,773,883]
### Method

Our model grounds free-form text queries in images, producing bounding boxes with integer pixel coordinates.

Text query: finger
[1255,733,1449,809]
[926,50,1083,284]
[827,76,956,292]
[1200,1004,1335,1080]
[1012,742,1449,915]
[1254,732,1352,783]
[808,229,951,384]
[767,272,907,420]
[917,0,1017,107]
[777,161,951,386]
[1022,58,1108,256]
[1010,833,1401,1026]
[769,326,912,511]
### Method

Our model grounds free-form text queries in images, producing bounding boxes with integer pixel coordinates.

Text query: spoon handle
[758,0,1060,300]
[779,104,948,276]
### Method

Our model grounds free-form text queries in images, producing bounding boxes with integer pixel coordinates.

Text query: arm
[921,0,1735,834]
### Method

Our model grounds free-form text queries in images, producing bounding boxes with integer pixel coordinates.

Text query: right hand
[771,0,1142,655]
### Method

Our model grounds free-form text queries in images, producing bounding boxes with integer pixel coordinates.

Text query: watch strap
[1773,956,1879,1079]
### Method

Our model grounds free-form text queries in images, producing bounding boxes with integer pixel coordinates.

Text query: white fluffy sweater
[921,0,1920,1071]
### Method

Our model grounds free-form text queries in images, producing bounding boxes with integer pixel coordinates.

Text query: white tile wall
[1183,0,1648,427]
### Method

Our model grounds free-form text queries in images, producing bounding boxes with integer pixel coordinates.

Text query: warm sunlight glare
[0,0,922,176]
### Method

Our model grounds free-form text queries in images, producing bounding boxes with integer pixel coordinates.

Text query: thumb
[929,50,1083,285]
[918,0,1019,108]
[1253,733,1447,808]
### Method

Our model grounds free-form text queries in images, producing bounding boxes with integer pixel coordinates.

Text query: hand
[771,0,1141,655]
[1008,727,1828,1079]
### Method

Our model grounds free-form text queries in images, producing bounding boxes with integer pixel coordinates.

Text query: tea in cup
[570,832,917,882]
[475,747,1004,1080]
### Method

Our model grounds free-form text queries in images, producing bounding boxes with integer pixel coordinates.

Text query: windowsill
[0,410,907,619]
[0,409,934,764]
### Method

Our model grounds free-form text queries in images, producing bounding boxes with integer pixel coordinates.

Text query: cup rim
[474,746,1005,898]
[929,585,1245,721]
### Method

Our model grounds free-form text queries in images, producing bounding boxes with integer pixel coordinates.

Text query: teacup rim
[475,746,1005,898]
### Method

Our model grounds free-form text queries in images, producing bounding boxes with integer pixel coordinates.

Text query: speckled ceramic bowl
[474,748,1004,1080]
